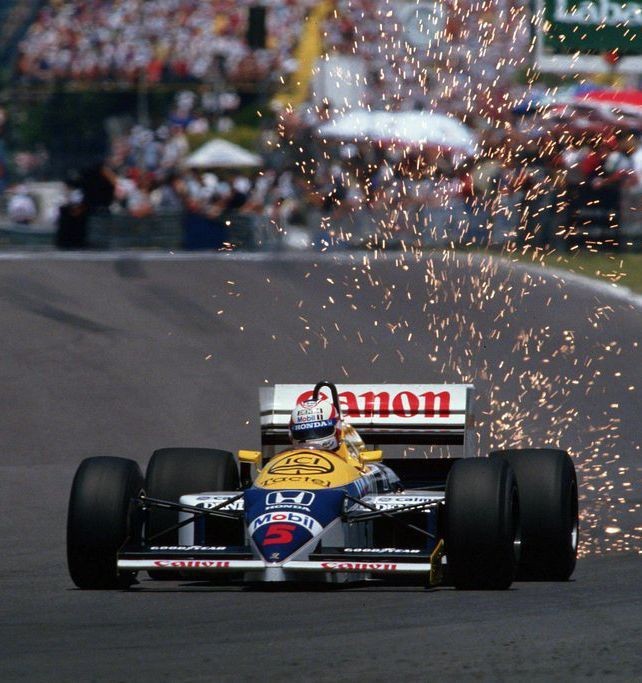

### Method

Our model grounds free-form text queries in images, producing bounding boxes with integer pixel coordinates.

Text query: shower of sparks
[259,0,641,557]
[279,248,640,558]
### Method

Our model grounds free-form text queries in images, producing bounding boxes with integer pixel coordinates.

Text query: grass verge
[502,250,642,295]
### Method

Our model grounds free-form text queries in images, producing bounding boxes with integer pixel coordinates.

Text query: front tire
[490,448,578,580]
[145,448,241,580]
[67,456,143,589]
[445,458,519,590]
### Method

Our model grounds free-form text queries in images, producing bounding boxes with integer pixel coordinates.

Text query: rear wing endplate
[260,384,475,456]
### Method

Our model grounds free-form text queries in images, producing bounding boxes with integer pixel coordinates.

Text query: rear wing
[259,384,475,456]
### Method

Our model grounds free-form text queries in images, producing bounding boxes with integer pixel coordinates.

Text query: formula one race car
[67,381,579,590]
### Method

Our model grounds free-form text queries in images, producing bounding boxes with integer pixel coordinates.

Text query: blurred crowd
[15,0,531,120]
[274,105,642,249]
[16,0,313,85]
[3,0,642,250]
[79,90,642,250]
[3,84,641,250]
[321,0,531,120]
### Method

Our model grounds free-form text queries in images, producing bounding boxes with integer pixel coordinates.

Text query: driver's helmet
[289,397,342,451]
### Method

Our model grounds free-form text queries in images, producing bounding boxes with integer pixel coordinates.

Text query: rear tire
[490,448,578,580]
[445,458,519,590]
[67,456,143,589]
[145,448,241,580]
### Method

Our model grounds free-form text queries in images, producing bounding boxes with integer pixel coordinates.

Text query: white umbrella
[185,139,262,169]
[316,111,373,141]
[317,110,476,153]
[389,111,476,152]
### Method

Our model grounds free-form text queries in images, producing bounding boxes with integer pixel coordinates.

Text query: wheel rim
[569,480,579,552]
[511,486,521,562]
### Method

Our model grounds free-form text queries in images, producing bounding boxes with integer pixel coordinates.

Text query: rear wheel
[145,448,241,580]
[445,458,519,590]
[490,448,578,580]
[67,456,143,589]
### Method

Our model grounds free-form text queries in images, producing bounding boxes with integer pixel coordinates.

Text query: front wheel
[145,447,240,544]
[490,448,578,580]
[145,448,242,580]
[445,458,520,590]
[67,456,143,589]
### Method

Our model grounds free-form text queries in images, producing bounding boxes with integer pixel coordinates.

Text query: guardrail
[88,211,182,249]
[87,210,279,250]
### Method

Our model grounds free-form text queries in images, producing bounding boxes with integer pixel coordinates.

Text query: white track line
[487,257,642,309]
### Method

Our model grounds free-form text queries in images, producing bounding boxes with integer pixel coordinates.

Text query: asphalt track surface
[0,251,640,681]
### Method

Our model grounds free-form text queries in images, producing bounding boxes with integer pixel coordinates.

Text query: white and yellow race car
[67,381,579,589]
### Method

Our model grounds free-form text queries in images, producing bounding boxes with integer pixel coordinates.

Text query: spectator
[0,144,7,197]
[632,137,642,190]
[8,185,38,224]
[82,163,116,212]
[55,176,89,249]
[598,132,638,248]
[0,108,7,195]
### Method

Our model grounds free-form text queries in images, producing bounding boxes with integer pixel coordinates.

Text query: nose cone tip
[245,488,346,562]
[253,517,318,562]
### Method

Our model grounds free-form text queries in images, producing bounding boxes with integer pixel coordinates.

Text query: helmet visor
[290,418,336,442]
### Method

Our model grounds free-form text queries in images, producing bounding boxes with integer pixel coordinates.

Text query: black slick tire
[445,458,519,590]
[490,448,578,580]
[145,448,241,580]
[67,456,143,589]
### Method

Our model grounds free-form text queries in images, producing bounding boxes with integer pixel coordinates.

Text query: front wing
[118,545,445,584]
[117,490,446,584]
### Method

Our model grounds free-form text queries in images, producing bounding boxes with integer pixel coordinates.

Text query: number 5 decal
[263,523,297,545]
